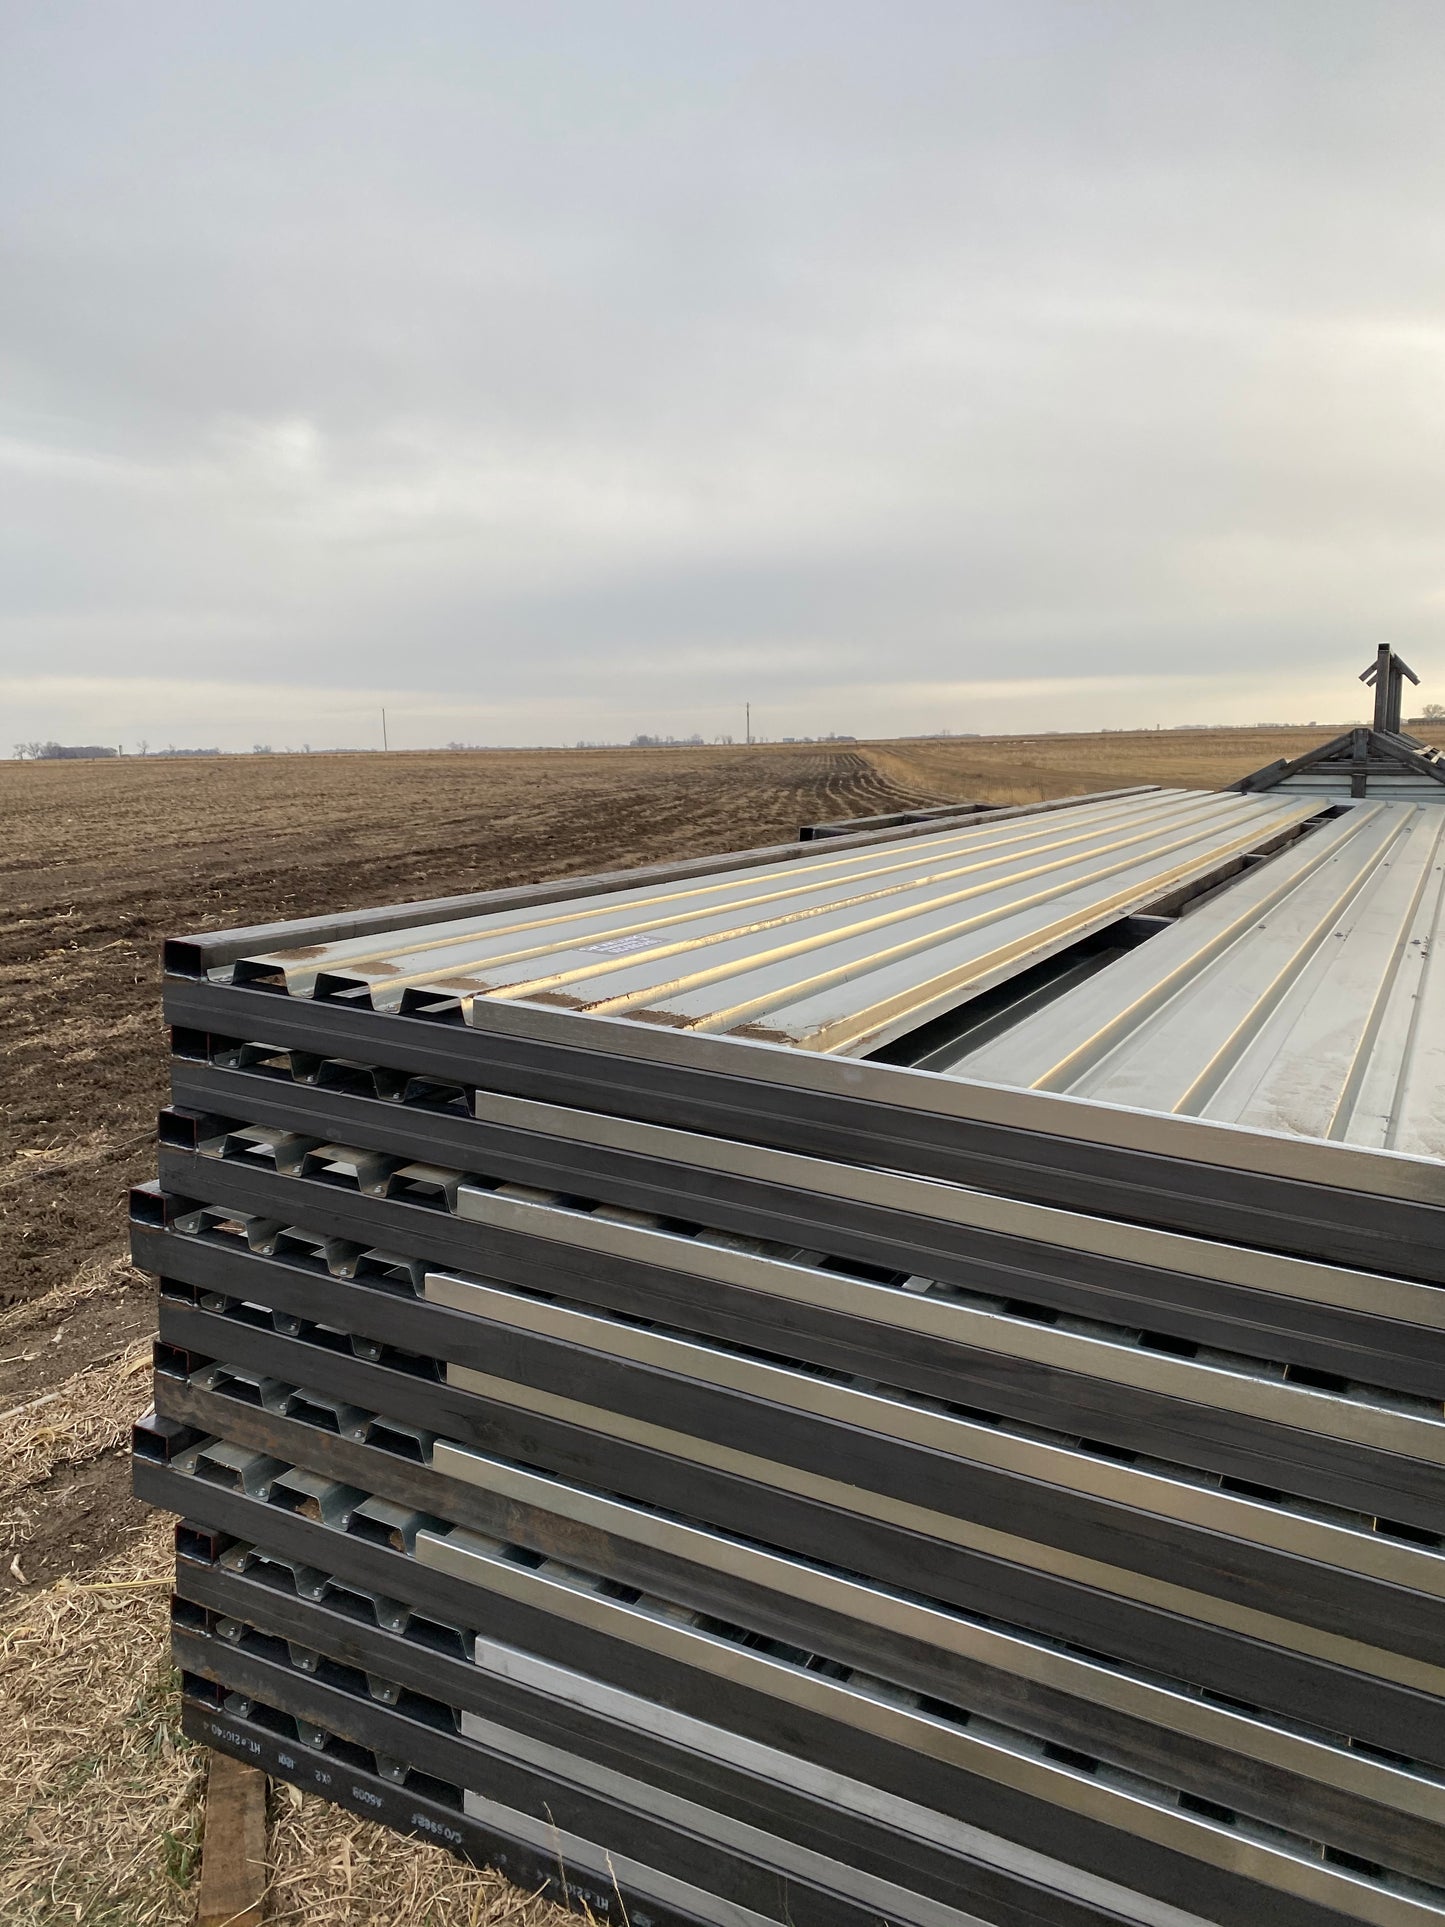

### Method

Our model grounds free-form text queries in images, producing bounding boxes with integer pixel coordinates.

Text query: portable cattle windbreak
[131,782,1445,1927]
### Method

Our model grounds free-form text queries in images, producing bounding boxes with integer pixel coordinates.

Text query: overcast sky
[4,2,1444,751]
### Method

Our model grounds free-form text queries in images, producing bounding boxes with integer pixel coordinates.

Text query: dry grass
[0,1518,200,1926]
[1,1337,152,1563]
[266,1793,579,1926]
[875,723,1355,804]
[0,1517,584,1927]
[0,1256,139,1351]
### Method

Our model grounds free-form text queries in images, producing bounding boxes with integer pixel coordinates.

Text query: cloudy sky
[4,2,1444,751]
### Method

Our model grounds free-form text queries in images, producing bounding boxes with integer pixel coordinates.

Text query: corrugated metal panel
[235,788,1322,1056]
[946,800,1445,1160]
[1270,776,1445,801]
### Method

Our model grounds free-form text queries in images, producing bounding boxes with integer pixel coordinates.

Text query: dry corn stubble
[266,1788,588,1927]
[0,1516,199,1927]
[0,1339,154,1557]
[0,1513,588,1927]
[0,1256,138,1350]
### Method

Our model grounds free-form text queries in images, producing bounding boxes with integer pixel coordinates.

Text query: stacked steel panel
[132,794,1445,1927]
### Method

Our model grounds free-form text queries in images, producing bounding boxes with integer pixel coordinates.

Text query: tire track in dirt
[807,748,950,821]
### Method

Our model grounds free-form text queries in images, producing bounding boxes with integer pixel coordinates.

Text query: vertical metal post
[382,708,389,753]
[1372,645,1393,733]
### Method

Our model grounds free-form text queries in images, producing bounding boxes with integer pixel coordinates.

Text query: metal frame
[1235,729,1445,799]
[137,1426,1445,1884]
[153,1464,1445,1919]
[131,1209,1445,1531]
[944,800,1445,1159]
[139,1341,1445,1765]
[179,1685,926,1927]
[160,985,1445,1267]
[206,793,1325,1059]
[161,788,1167,976]
[173,1593,1430,1927]
[152,1074,1445,1395]
[145,1439,1445,1923]
[136,785,1445,1927]
[180,1695,736,1927]
[173,1580,1200,1927]
[147,1288,1445,1666]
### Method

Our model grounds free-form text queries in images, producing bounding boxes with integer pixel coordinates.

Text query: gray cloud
[4,1,1445,748]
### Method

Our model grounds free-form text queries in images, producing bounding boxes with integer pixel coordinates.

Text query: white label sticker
[578,934,657,957]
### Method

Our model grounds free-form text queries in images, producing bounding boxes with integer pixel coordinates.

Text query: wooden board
[195,1748,268,1927]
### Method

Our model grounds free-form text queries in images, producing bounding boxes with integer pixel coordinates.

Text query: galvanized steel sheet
[234,788,1321,1055]
[947,800,1445,1160]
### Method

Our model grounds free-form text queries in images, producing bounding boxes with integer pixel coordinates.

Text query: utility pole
[745,702,751,746]
[382,708,389,752]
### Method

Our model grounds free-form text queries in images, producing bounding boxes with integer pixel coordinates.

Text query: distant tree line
[12,741,225,759]
[13,741,118,760]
